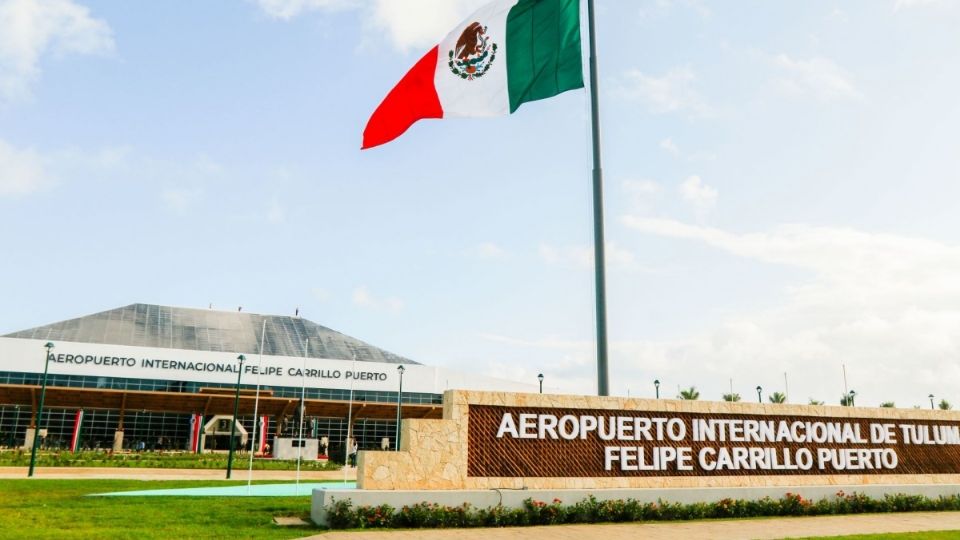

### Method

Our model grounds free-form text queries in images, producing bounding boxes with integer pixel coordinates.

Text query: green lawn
[5,479,960,540]
[0,450,341,471]
[0,479,325,539]
[804,533,960,539]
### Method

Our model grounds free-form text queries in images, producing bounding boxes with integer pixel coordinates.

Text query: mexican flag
[362,0,584,149]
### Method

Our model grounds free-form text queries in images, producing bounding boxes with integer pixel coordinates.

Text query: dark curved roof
[3,303,417,365]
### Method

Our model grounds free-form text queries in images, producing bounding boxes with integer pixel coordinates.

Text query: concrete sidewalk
[0,466,356,481]
[311,512,960,539]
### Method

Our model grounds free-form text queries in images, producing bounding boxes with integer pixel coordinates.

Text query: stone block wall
[358,390,960,490]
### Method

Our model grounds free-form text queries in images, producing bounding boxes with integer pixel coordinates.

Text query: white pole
[344,353,356,486]
[842,364,849,396]
[784,372,789,403]
[295,338,308,495]
[246,319,267,494]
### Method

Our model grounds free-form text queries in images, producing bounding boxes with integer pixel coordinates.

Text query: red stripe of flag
[362,47,443,150]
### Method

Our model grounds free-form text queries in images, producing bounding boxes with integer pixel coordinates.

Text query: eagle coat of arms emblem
[448,22,498,80]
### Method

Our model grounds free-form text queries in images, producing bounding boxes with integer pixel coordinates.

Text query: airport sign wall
[358,391,960,491]
[469,406,960,477]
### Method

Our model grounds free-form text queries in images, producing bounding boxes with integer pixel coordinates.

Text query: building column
[112,430,124,452]
[257,415,269,454]
[114,399,125,452]
[23,428,35,451]
[26,389,40,451]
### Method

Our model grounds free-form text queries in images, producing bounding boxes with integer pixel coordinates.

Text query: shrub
[324,492,960,530]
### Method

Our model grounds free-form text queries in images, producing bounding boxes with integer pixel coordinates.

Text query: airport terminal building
[0,303,531,456]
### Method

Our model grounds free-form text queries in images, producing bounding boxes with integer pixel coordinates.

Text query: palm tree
[880,402,895,408]
[840,394,854,406]
[808,399,825,406]
[939,399,952,411]
[722,393,741,402]
[678,387,700,400]
[768,392,787,404]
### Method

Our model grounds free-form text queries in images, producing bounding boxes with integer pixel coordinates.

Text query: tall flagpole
[246,319,267,494]
[343,353,356,486]
[295,338,308,495]
[587,0,609,396]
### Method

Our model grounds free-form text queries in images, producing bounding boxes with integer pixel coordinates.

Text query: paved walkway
[311,512,960,539]
[0,466,356,481]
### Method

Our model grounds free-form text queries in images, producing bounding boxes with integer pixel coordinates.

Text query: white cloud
[0,0,113,103]
[660,137,680,157]
[621,178,661,212]
[254,0,358,19]
[615,67,710,115]
[161,186,202,213]
[679,175,717,210]
[617,216,960,405]
[255,0,488,51]
[311,287,330,302]
[773,54,861,102]
[366,0,489,51]
[640,0,711,19]
[465,241,505,259]
[484,218,960,401]
[894,0,948,10]
[827,7,848,22]
[622,178,660,195]
[266,197,285,223]
[0,138,49,195]
[352,285,404,313]
[539,242,637,270]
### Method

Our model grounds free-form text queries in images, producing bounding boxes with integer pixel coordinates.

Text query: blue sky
[2,0,959,407]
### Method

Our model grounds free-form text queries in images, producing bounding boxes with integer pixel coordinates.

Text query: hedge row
[0,450,342,471]
[326,491,960,529]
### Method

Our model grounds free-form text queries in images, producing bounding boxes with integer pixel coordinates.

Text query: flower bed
[325,491,960,529]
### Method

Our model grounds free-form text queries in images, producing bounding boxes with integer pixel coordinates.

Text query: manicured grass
[803,533,960,539]
[0,450,340,471]
[0,479,326,539]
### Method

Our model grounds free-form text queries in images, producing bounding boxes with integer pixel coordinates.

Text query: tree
[808,399,824,406]
[880,402,895,408]
[678,387,700,400]
[722,393,741,402]
[840,394,854,406]
[939,399,952,411]
[768,392,787,404]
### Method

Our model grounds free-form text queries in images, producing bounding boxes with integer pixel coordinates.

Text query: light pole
[395,365,405,451]
[12,405,20,448]
[28,342,54,478]
[537,373,544,394]
[930,394,935,410]
[756,386,763,404]
[226,354,245,479]
[849,390,856,407]
[654,379,660,399]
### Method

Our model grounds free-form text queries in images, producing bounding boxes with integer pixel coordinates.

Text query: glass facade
[0,371,441,404]
[0,304,440,457]
[0,371,439,456]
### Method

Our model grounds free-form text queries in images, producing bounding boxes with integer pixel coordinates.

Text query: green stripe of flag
[506,0,584,113]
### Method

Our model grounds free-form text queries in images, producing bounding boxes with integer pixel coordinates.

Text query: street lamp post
[395,365,405,451]
[654,380,660,399]
[12,405,20,448]
[537,373,544,394]
[930,394,935,410]
[226,354,245,479]
[756,386,763,404]
[28,342,54,478]
[849,390,856,407]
